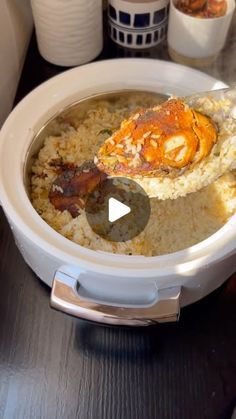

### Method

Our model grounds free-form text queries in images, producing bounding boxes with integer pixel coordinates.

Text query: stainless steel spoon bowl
[24,89,168,194]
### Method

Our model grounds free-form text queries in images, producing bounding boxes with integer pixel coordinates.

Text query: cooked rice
[30,96,236,256]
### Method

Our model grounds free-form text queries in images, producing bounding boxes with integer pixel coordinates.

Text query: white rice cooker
[0,59,235,326]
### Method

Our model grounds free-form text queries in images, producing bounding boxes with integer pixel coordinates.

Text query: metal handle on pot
[50,269,181,326]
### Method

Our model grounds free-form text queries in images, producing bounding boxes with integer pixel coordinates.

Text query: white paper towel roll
[31,0,103,66]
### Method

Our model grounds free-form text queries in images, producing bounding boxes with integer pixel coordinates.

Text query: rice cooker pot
[0,59,235,326]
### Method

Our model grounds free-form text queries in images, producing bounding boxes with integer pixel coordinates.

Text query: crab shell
[96,99,217,178]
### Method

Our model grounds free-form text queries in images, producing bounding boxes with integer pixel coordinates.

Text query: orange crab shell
[96,99,218,177]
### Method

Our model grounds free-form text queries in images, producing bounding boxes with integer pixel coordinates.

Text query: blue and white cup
[108,0,169,49]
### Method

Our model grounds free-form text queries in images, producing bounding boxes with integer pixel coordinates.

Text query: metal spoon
[184,85,236,119]
[24,87,236,199]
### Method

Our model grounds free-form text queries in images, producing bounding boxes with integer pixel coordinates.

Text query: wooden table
[0,22,236,419]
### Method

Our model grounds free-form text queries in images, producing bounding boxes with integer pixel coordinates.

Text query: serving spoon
[25,87,236,201]
[95,86,236,199]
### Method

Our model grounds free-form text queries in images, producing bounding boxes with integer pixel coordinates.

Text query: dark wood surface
[1,24,236,419]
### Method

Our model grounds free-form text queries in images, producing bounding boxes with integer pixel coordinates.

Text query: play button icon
[85,177,150,242]
[108,197,131,222]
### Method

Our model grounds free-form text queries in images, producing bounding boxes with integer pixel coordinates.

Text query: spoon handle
[186,86,236,101]
[185,86,236,118]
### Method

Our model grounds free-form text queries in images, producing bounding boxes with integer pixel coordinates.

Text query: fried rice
[30,95,236,256]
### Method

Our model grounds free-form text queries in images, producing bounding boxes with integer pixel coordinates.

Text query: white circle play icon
[108,197,131,223]
[85,177,150,242]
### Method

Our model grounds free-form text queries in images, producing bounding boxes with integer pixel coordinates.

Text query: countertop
[0,16,236,419]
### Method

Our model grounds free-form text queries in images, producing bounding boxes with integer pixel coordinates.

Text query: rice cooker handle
[50,270,181,326]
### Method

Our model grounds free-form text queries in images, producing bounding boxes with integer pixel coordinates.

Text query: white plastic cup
[31,0,103,66]
[167,0,235,67]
